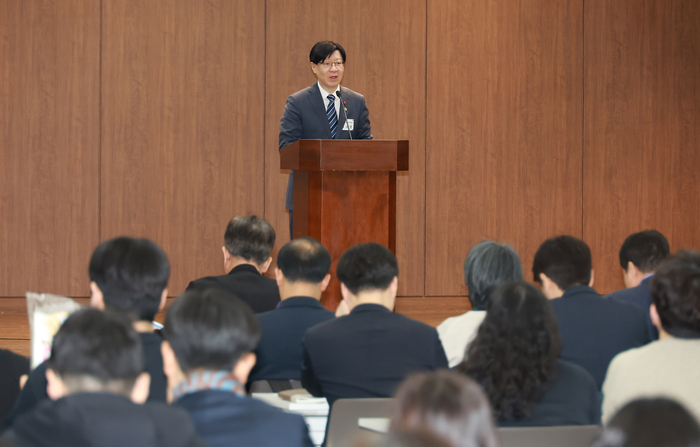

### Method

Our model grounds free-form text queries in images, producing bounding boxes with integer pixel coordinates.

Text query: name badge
[342,119,354,131]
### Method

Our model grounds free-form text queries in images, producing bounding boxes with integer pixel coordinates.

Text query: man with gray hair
[437,240,523,367]
[186,215,280,313]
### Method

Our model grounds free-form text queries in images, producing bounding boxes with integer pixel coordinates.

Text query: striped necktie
[327,94,338,138]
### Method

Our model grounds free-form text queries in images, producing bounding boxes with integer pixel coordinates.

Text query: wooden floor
[0,297,470,357]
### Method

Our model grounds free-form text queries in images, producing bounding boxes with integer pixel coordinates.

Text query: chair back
[498,425,602,447]
[325,398,393,447]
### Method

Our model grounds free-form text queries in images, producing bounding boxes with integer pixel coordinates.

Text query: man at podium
[279,40,373,237]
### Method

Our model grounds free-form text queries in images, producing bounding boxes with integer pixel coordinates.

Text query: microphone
[337,88,352,140]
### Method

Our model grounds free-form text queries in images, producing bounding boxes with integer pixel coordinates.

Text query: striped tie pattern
[327,94,338,138]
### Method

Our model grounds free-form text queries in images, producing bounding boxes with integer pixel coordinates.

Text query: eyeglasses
[318,61,344,69]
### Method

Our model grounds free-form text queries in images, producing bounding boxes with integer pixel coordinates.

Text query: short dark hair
[224,215,275,265]
[594,398,700,447]
[277,237,331,283]
[88,237,170,321]
[49,308,144,395]
[458,281,561,421]
[650,250,700,338]
[464,241,523,310]
[619,230,670,273]
[391,370,499,447]
[532,235,592,290]
[336,243,399,295]
[309,41,346,65]
[163,288,261,373]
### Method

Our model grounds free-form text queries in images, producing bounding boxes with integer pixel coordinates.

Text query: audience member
[390,370,500,447]
[186,215,280,313]
[457,281,600,426]
[0,309,206,447]
[532,235,650,389]
[0,350,29,422]
[605,230,670,339]
[301,243,448,409]
[437,241,523,366]
[1,237,171,431]
[248,237,335,389]
[594,398,700,447]
[355,429,456,447]
[602,250,700,422]
[161,288,313,447]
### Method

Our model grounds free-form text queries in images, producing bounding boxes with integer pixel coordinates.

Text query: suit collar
[561,284,600,299]
[350,303,392,314]
[278,296,326,309]
[228,264,261,276]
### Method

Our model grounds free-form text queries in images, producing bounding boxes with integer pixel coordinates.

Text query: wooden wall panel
[583,0,700,295]
[101,0,266,295]
[264,0,426,298]
[0,0,100,297]
[425,0,584,296]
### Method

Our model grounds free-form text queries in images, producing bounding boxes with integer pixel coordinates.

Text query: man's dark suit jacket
[301,303,448,409]
[550,285,652,390]
[0,350,29,422]
[605,276,658,339]
[279,83,372,210]
[249,296,335,384]
[175,389,313,447]
[186,264,280,314]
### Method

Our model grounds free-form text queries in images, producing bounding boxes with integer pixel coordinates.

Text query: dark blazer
[1,332,167,431]
[0,350,29,422]
[499,360,601,427]
[605,276,658,339]
[249,296,335,383]
[175,389,313,447]
[279,83,372,210]
[2,392,207,447]
[301,303,448,408]
[186,264,280,314]
[550,285,651,390]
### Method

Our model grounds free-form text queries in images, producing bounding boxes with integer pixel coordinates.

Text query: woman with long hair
[457,280,600,426]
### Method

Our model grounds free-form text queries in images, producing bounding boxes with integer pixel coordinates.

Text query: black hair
[593,398,700,447]
[464,241,523,310]
[49,308,144,393]
[650,250,700,338]
[391,370,500,447]
[277,237,331,283]
[162,288,261,373]
[88,237,170,321]
[619,230,670,273]
[457,281,561,421]
[336,243,399,295]
[309,41,346,64]
[532,235,592,290]
[224,215,275,265]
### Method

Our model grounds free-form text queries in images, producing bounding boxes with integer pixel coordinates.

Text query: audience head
[355,429,456,447]
[161,288,261,392]
[464,241,523,310]
[458,281,561,421]
[276,236,332,284]
[309,40,346,65]
[650,250,700,338]
[88,236,170,322]
[336,243,399,309]
[593,398,700,447]
[532,235,592,298]
[223,215,275,271]
[391,370,499,447]
[46,308,150,403]
[619,230,670,288]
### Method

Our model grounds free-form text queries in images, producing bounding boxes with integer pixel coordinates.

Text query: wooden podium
[280,139,409,310]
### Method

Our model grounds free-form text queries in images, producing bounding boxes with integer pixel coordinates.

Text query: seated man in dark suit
[605,230,670,339]
[248,237,335,389]
[1,237,171,431]
[161,288,313,447]
[532,235,651,390]
[1,308,206,447]
[301,243,449,409]
[0,350,29,422]
[186,215,280,313]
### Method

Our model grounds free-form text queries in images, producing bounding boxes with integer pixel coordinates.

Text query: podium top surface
[280,139,408,171]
